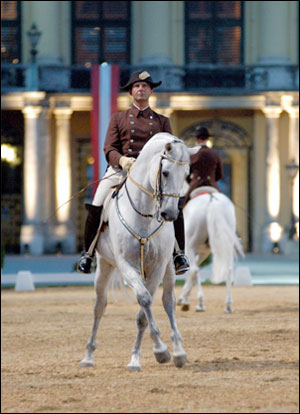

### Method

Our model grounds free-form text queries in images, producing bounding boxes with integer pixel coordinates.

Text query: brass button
[130,121,135,125]
[130,139,134,143]
[129,114,134,117]
[131,129,135,133]
[128,148,133,153]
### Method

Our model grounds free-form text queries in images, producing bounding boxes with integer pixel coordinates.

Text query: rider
[77,70,190,275]
[185,127,224,202]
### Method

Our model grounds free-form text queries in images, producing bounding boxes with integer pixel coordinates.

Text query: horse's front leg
[121,265,170,371]
[127,307,148,371]
[162,260,187,368]
[80,256,113,367]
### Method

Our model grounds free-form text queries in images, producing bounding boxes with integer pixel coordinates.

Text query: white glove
[119,156,136,172]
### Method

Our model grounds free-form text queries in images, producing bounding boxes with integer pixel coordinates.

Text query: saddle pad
[190,186,218,199]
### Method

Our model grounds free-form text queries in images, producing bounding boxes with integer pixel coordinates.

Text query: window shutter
[1,1,20,63]
[72,1,130,65]
[185,1,243,65]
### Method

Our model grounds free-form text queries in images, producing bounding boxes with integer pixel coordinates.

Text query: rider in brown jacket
[186,127,224,201]
[77,70,190,275]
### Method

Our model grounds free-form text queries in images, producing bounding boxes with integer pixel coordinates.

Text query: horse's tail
[207,194,244,284]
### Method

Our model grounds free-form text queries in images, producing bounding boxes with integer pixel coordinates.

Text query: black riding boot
[77,204,103,274]
[173,197,190,275]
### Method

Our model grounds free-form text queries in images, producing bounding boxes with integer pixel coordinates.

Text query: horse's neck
[120,168,158,230]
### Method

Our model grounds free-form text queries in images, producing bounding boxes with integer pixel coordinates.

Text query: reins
[42,171,120,226]
[115,193,165,280]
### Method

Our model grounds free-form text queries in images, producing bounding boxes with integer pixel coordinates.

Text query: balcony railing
[1,62,299,94]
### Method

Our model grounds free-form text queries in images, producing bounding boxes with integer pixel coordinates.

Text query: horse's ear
[165,142,173,152]
[187,146,200,156]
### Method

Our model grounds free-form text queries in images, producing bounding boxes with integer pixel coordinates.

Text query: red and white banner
[91,64,119,185]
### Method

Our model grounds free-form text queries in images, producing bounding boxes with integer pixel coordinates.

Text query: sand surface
[1,284,299,413]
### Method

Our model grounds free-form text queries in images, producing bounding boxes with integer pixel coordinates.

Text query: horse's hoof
[127,364,141,372]
[181,304,190,311]
[173,352,187,368]
[224,305,233,313]
[80,359,94,367]
[154,349,171,364]
[195,305,205,312]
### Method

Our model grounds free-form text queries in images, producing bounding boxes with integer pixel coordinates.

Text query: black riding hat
[121,71,162,91]
[196,127,210,140]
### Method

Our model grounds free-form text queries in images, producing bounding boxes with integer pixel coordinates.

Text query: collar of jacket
[130,105,153,118]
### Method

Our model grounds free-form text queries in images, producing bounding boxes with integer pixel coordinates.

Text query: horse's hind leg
[162,261,187,368]
[195,270,205,312]
[80,257,113,367]
[224,265,234,313]
[177,268,196,311]
[177,247,198,311]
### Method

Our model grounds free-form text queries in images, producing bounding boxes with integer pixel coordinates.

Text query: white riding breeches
[92,166,127,207]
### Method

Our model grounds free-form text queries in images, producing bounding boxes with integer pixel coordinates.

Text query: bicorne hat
[196,127,210,140]
[121,71,162,91]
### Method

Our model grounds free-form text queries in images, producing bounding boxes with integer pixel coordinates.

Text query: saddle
[102,178,127,224]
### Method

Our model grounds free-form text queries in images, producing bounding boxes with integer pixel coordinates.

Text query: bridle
[127,148,189,213]
[115,144,189,281]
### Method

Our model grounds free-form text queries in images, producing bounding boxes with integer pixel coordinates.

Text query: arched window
[185,1,243,65]
[71,1,131,66]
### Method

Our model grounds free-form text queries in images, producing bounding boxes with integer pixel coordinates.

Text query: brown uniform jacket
[104,105,172,168]
[187,145,224,196]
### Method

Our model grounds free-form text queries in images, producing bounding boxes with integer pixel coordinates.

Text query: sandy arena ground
[1,284,299,413]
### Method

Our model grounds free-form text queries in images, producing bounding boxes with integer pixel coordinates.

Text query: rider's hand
[119,156,136,172]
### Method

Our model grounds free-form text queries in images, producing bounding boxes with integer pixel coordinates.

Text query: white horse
[80,133,197,371]
[177,189,244,313]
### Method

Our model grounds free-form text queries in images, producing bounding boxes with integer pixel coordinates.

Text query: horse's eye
[162,171,169,178]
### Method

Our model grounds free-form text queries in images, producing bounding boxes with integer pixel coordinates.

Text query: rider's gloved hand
[119,156,136,172]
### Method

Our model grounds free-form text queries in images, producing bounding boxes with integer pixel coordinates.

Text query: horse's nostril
[161,211,175,222]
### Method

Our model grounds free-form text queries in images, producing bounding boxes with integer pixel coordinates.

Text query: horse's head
[149,139,190,222]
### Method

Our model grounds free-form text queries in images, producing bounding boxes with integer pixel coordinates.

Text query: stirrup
[77,252,94,274]
[174,252,190,275]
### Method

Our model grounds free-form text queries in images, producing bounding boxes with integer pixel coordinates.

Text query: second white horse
[177,189,244,313]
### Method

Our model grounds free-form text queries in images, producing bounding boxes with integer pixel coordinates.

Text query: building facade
[1,1,299,255]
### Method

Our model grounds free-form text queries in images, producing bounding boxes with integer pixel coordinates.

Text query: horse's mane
[137,133,185,163]
[142,132,183,152]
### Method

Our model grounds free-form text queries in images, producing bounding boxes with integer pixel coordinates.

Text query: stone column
[261,106,282,252]
[258,1,290,64]
[132,2,184,90]
[138,1,171,64]
[21,103,51,255]
[253,2,293,90]
[53,107,76,253]
[284,104,299,251]
[30,1,62,64]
